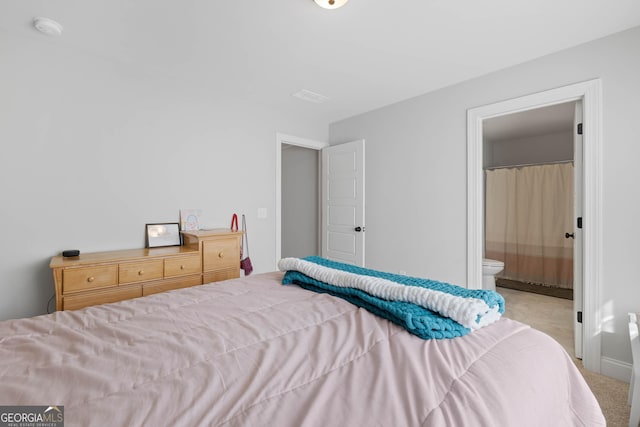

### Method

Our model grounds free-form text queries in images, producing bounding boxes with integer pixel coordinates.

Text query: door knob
[565,232,575,239]
[354,226,365,232]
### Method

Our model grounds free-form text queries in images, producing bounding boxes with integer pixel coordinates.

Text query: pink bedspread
[0,272,604,426]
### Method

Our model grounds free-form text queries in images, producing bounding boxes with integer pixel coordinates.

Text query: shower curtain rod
[485,159,573,170]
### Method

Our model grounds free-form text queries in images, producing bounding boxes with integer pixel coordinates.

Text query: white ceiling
[2,1,640,124]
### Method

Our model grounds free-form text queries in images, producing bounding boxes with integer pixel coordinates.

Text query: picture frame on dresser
[145,223,181,248]
[180,209,201,231]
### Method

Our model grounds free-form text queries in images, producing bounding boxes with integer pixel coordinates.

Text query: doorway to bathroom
[483,101,578,299]
[483,101,581,360]
[466,79,603,373]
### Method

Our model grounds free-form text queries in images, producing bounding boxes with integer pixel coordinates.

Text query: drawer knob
[218,251,224,258]
[138,270,144,275]
[87,276,95,283]
[180,265,185,270]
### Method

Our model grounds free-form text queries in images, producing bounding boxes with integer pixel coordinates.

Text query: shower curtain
[485,162,574,289]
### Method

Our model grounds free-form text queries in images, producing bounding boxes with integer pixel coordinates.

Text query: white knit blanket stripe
[278,258,501,330]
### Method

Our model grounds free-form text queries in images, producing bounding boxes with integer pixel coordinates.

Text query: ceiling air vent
[292,89,330,104]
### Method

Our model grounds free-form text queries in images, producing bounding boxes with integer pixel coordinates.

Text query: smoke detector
[33,17,63,36]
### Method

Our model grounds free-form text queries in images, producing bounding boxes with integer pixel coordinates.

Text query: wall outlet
[257,208,268,219]
[399,270,407,275]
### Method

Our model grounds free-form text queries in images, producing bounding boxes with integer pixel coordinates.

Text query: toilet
[482,258,504,291]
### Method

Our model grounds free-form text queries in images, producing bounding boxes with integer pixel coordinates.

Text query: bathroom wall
[486,130,573,168]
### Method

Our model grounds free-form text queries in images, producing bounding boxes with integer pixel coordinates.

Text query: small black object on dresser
[62,249,80,257]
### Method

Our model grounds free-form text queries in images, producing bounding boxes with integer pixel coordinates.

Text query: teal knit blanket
[281,256,505,340]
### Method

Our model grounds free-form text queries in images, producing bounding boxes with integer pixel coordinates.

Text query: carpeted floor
[499,286,632,426]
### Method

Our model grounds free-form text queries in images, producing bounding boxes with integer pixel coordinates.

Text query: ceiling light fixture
[313,0,349,10]
[33,17,63,36]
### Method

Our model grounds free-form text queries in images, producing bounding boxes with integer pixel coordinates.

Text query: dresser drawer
[164,254,201,278]
[203,238,240,271]
[119,260,163,284]
[63,265,118,294]
[143,275,202,296]
[203,268,239,284]
[63,285,142,310]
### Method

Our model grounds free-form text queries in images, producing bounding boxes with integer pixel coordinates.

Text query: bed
[0,266,604,426]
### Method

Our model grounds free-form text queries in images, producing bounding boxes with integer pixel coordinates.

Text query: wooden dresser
[50,229,242,311]
[181,229,243,284]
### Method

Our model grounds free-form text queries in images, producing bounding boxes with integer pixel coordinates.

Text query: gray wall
[486,131,573,168]
[329,26,640,367]
[282,145,319,258]
[0,29,327,321]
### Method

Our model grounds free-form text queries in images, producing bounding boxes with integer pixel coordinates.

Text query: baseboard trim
[601,356,632,383]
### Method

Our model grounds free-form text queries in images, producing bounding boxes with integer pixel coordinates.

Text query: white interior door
[574,100,584,359]
[321,140,365,266]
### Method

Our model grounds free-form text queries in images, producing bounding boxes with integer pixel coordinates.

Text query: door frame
[466,79,603,373]
[275,133,328,269]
